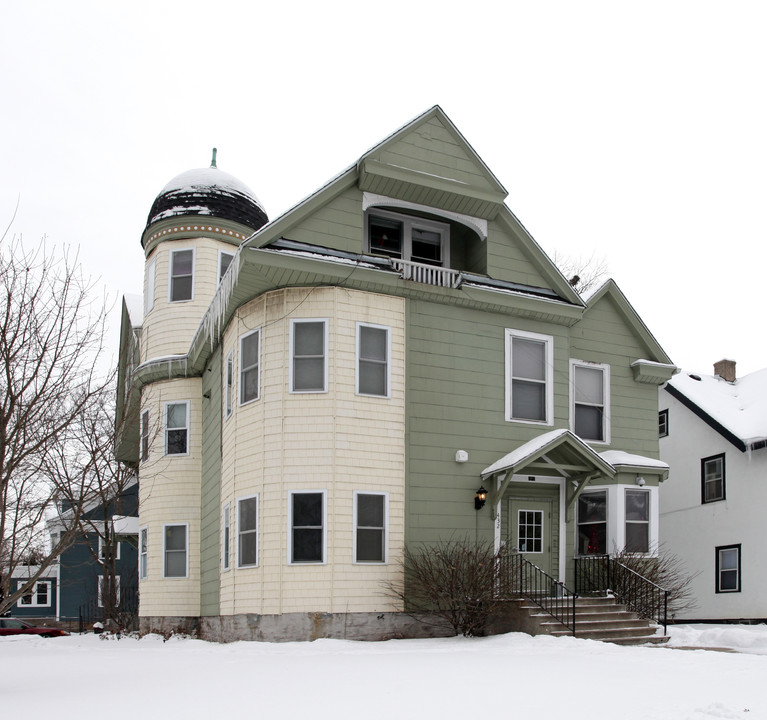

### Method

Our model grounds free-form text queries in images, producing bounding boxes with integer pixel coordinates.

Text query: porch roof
[481,429,616,480]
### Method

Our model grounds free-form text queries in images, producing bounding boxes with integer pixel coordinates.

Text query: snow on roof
[667,367,767,446]
[111,515,139,536]
[123,293,143,327]
[481,429,585,476]
[159,167,262,204]
[598,450,668,470]
[10,564,59,579]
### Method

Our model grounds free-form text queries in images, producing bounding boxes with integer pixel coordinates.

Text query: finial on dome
[210,148,217,168]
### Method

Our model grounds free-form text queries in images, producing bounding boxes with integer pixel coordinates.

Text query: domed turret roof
[145,157,268,235]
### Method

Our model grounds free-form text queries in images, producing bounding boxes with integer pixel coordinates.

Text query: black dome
[145,166,268,234]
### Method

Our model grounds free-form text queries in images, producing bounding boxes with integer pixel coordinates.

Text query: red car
[0,618,69,637]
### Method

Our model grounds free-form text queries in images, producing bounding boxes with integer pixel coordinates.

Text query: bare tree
[552,251,609,295]
[0,231,113,616]
[53,389,139,628]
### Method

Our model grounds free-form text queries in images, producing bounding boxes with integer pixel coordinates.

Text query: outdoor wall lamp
[635,476,646,487]
[474,485,488,510]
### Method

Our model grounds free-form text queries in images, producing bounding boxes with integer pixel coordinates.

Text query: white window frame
[289,319,329,394]
[504,329,554,425]
[168,247,195,303]
[355,323,391,398]
[353,491,389,564]
[236,495,259,569]
[569,359,611,444]
[218,250,235,286]
[98,534,121,562]
[239,328,261,405]
[140,410,150,462]
[224,350,234,419]
[164,400,190,456]
[624,489,650,554]
[288,490,327,565]
[163,523,189,579]
[139,527,148,580]
[222,504,231,572]
[18,581,51,607]
[97,575,121,608]
[366,208,451,267]
[144,256,156,315]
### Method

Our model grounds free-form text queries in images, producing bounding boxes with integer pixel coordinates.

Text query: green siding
[286,187,363,253]
[200,346,223,616]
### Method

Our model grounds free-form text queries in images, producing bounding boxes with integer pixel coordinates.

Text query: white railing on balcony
[391,259,462,289]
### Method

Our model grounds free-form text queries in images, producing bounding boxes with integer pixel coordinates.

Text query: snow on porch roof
[111,515,139,536]
[481,429,614,478]
[481,429,668,480]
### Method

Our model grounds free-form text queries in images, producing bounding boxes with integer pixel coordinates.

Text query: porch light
[474,486,488,510]
[635,476,646,487]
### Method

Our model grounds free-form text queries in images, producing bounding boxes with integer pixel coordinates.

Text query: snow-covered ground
[3,625,766,719]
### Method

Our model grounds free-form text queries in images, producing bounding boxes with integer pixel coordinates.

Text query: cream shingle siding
[219,287,405,615]
[141,238,235,362]
[138,378,202,617]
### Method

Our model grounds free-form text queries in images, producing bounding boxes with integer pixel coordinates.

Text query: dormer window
[367,210,449,267]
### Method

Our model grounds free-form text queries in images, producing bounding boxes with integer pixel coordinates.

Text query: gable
[358,107,507,219]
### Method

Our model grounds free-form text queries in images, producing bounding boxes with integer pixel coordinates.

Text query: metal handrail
[574,555,669,633]
[501,553,578,635]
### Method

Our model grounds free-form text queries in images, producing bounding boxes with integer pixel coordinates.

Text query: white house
[659,359,767,622]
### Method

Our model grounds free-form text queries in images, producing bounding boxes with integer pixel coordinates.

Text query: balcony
[390,259,462,289]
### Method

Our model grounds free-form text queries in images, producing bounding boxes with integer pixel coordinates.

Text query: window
[367,210,449,267]
[98,534,121,562]
[224,351,234,419]
[354,492,387,563]
[218,250,234,285]
[658,409,668,438]
[625,490,649,553]
[356,323,390,397]
[163,524,188,578]
[237,496,258,568]
[701,454,725,503]
[289,491,325,563]
[518,510,543,553]
[139,527,148,580]
[18,581,51,607]
[97,575,120,608]
[716,544,741,593]
[140,410,150,462]
[165,401,189,455]
[240,329,260,404]
[222,505,231,572]
[577,491,607,555]
[144,256,156,315]
[571,361,610,443]
[290,320,327,393]
[505,329,553,424]
[169,248,194,302]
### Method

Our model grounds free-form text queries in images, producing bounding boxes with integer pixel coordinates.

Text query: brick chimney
[714,358,736,382]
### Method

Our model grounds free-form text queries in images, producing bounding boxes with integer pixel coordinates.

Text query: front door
[508,497,553,576]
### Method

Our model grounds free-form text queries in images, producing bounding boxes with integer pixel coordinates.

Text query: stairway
[522,596,669,646]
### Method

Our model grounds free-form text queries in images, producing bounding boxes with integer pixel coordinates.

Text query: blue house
[11,480,139,626]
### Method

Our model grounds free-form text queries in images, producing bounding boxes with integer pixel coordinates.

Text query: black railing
[575,555,669,632]
[78,586,139,633]
[500,553,577,635]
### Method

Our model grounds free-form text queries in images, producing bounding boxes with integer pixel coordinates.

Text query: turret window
[240,329,260,404]
[164,401,189,455]
[169,248,194,302]
[290,320,328,393]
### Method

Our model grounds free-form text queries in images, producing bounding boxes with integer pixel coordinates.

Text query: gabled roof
[665,367,767,451]
[584,279,674,368]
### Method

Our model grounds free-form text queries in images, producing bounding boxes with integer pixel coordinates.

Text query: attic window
[367,209,449,267]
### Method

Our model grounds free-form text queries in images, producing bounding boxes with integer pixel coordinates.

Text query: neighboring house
[116,106,676,641]
[659,359,767,622]
[13,481,140,624]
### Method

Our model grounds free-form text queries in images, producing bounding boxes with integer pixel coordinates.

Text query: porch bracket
[490,472,509,520]
[565,472,599,522]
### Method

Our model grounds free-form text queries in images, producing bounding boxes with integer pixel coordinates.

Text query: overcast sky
[3,1,765,376]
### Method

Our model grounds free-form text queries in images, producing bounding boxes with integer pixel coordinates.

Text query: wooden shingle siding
[218,287,405,615]
[138,378,202,617]
[142,237,240,362]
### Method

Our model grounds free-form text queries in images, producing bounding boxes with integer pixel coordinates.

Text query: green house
[117,106,676,641]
